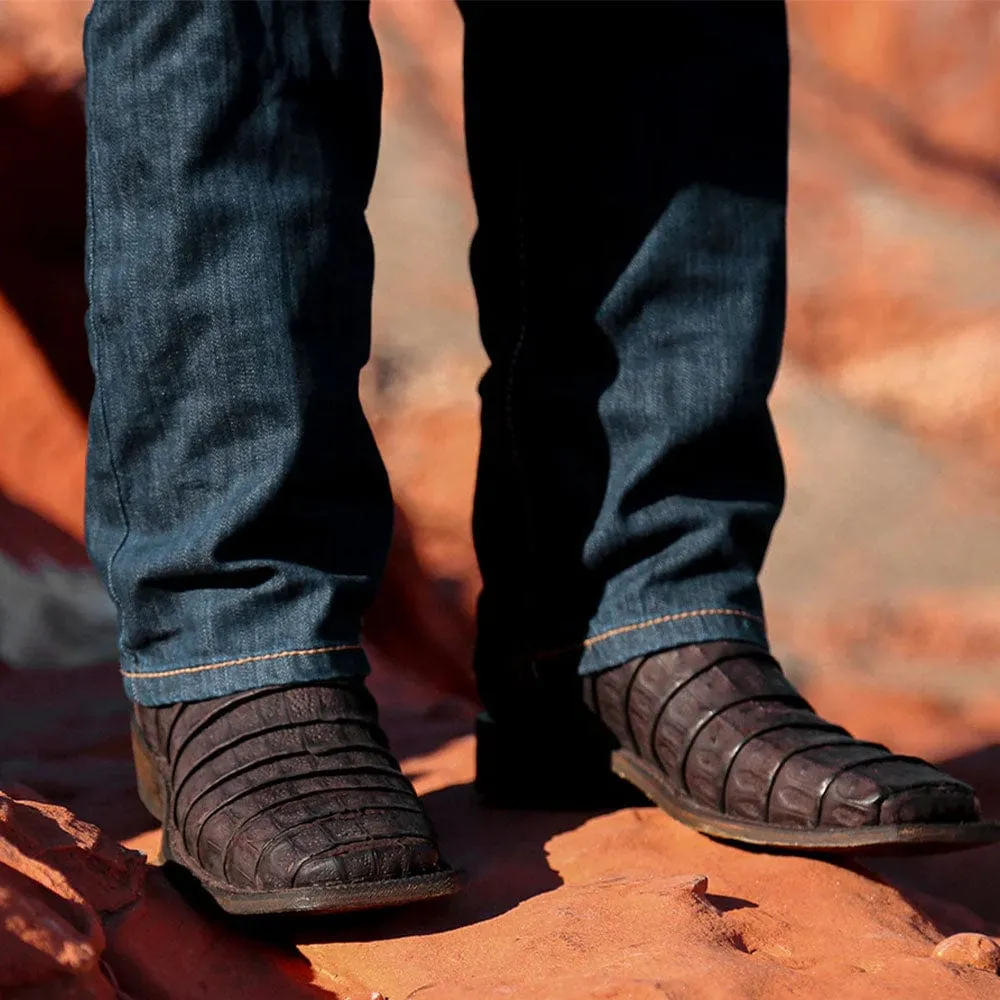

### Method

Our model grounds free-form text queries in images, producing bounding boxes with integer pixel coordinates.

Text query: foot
[131,680,460,914]
[585,641,993,850]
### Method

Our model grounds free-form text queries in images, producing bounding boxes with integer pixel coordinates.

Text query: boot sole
[612,747,1000,855]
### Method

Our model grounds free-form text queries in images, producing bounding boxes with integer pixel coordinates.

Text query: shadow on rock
[859,742,1000,932]
[0,658,148,841]
[163,779,628,947]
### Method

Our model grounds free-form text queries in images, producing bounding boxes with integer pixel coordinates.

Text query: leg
[85,0,384,706]
[85,0,457,912]
[464,1,783,709]
[464,2,993,850]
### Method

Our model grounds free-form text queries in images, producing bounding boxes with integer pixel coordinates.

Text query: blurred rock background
[1,0,999,822]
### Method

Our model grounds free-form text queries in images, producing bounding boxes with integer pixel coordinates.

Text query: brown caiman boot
[477,641,999,854]
[132,679,460,915]
[587,641,998,853]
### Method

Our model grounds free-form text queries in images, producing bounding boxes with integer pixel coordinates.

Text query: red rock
[663,873,710,896]
[0,790,141,998]
[786,1,1000,476]
[933,934,1000,975]
[0,792,146,913]
[0,863,102,990]
[101,872,347,1000]
[365,499,478,704]
[0,791,340,999]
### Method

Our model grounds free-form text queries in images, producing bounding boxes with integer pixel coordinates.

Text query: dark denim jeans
[84,1,788,708]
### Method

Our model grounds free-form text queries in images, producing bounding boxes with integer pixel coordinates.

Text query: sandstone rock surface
[933,933,1000,975]
[0,790,142,998]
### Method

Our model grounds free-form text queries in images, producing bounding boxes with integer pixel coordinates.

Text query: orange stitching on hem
[536,608,764,661]
[120,644,361,681]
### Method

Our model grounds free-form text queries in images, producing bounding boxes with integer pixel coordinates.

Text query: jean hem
[122,644,371,706]
[539,608,769,676]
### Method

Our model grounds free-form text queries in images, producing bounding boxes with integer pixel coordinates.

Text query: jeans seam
[84,25,130,656]
[534,608,765,660]
[120,643,361,680]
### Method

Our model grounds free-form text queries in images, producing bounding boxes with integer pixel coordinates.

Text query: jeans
[83,1,789,709]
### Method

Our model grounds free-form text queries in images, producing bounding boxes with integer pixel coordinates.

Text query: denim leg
[462,2,788,711]
[84,1,387,705]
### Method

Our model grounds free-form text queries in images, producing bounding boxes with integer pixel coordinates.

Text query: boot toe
[292,838,442,887]
[880,782,981,826]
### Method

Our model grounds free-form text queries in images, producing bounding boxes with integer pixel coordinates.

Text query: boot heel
[474,711,644,810]
[130,721,166,823]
